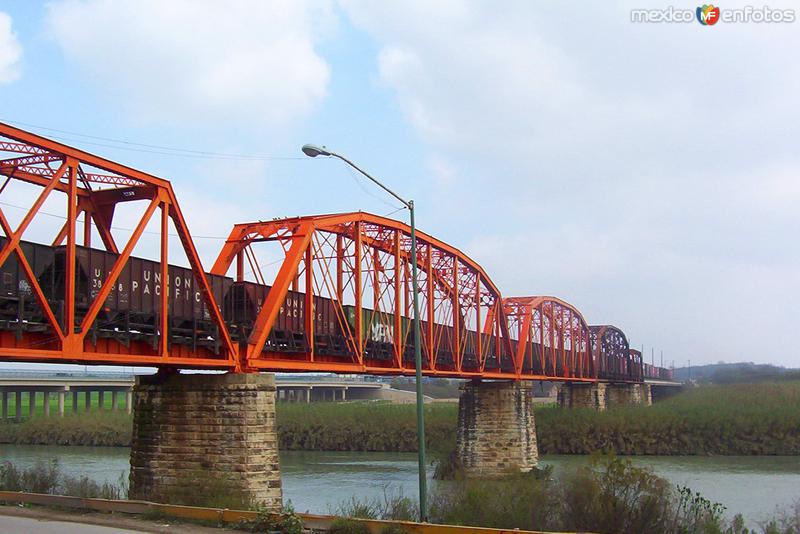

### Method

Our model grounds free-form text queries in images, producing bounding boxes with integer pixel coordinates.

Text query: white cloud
[45,0,333,126]
[0,12,22,84]
[342,1,800,365]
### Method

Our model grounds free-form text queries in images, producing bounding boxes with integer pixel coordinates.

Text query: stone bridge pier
[456,380,538,477]
[557,382,652,410]
[129,372,282,511]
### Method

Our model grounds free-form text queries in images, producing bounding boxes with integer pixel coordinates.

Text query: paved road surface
[0,508,225,533]
[0,514,143,533]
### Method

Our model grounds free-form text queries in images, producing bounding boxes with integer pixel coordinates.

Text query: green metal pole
[303,145,428,520]
[409,200,427,522]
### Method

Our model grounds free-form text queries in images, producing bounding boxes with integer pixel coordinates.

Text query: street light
[302,143,428,521]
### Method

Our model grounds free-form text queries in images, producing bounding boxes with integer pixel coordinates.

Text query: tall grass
[0,411,132,446]
[277,402,457,453]
[536,382,800,455]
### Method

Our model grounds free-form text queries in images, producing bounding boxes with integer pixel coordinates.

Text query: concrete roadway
[0,514,138,533]
[0,507,227,533]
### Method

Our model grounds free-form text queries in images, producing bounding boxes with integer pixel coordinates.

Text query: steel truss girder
[501,296,594,380]
[590,324,641,382]
[212,212,525,377]
[0,122,665,383]
[0,121,237,369]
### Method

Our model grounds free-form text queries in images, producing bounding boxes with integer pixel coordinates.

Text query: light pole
[302,143,428,521]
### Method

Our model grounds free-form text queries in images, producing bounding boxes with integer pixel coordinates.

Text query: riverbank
[1,381,799,455]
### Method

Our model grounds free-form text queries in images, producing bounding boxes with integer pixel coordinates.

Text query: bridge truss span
[0,122,236,368]
[212,212,521,377]
[501,296,594,381]
[0,123,673,382]
[590,324,641,382]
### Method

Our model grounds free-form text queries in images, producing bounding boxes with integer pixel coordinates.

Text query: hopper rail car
[0,236,672,382]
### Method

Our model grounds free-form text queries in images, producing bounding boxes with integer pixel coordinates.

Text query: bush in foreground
[337,456,800,534]
[0,459,126,499]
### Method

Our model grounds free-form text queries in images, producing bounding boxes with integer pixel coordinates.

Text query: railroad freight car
[52,245,232,352]
[341,305,411,361]
[0,237,57,334]
[226,281,347,355]
[339,305,495,371]
[641,361,674,381]
[0,237,672,380]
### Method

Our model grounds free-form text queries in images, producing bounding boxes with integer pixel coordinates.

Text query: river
[1,445,798,526]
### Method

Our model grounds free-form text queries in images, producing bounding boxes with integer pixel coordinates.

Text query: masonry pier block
[456,380,538,477]
[558,382,607,410]
[606,383,652,407]
[559,382,653,409]
[129,372,282,511]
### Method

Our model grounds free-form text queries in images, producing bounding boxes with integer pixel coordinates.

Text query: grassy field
[1,381,799,456]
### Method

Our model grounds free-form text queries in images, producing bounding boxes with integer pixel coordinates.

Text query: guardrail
[0,490,594,534]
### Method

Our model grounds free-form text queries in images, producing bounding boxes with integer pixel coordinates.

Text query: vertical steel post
[409,201,427,521]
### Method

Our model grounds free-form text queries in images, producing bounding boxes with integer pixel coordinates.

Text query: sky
[0,0,798,369]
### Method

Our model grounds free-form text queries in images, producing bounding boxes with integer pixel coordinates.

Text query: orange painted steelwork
[212,212,528,378]
[0,122,236,369]
[0,123,667,381]
[502,296,594,380]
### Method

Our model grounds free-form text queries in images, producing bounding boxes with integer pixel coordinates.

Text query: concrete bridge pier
[456,380,538,477]
[128,372,282,511]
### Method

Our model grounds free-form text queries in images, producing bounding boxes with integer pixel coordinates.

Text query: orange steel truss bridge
[0,122,670,382]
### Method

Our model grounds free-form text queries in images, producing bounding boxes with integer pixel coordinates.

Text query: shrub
[424,455,751,534]
[429,469,560,531]
[334,488,418,521]
[328,518,371,534]
[236,503,303,534]
[0,459,126,499]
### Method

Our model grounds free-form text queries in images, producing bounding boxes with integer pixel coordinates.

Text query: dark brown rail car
[0,237,57,335]
[228,282,345,355]
[53,245,231,352]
